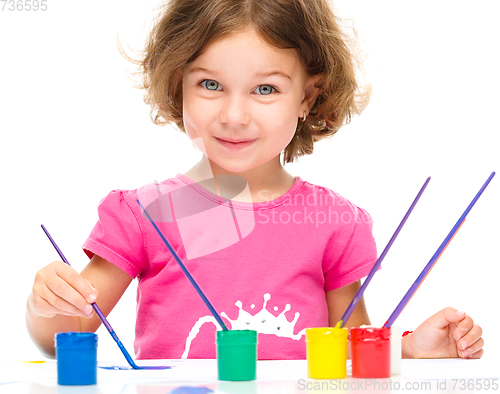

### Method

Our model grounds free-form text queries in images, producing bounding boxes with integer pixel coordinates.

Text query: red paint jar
[350,327,391,378]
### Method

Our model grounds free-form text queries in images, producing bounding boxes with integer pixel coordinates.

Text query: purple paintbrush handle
[41,225,114,333]
[137,200,229,331]
[40,225,168,369]
[41,225,70,266]
[384,171,495,328]
[91,303,113,332]
[338,177,431,327]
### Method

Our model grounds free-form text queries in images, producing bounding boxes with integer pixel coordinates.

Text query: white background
[1,0,499,361]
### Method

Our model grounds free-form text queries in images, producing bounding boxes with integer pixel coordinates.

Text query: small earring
[302,110,307,122]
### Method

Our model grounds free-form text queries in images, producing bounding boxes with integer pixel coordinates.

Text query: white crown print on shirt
[181,293,306,359]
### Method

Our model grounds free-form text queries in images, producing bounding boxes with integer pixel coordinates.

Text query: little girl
[26,0,483,360]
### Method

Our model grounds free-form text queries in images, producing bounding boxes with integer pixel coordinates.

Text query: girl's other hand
[28,261,98,319]
[402,307,484,359]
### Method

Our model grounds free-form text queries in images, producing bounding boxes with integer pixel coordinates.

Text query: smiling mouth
[215,137,257,151]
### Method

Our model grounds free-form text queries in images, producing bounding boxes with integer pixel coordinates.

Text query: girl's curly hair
[125,0,370,163]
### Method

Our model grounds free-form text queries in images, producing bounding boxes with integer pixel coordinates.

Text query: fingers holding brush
[29,260,98,318]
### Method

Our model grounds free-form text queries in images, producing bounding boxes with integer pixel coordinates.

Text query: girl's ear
[299,74,323,117]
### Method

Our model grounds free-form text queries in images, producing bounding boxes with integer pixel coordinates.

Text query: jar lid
[216,330,257,344]
[349,326,391,341]
[54,332,98,347]
[306,327,348,341]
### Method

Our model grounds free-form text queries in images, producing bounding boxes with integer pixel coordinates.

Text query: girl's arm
[26,255,132,358]
[326,280,370,328]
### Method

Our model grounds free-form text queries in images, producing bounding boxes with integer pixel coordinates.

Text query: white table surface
[1,358,499,393]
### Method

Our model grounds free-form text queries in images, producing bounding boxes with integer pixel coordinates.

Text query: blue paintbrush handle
[137,200,229,331]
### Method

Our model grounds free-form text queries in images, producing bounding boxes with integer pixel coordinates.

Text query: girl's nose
[219,95,251,126]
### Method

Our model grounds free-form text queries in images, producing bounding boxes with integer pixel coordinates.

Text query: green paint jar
[216,330,257,381]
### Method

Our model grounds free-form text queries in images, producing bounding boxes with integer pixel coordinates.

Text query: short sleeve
[82,189,148,279]
[322,205,378,291]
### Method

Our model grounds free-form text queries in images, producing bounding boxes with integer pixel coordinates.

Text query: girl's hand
[28,261,98,319]
[403,307,484,359]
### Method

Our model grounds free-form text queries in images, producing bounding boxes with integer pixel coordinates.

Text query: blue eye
[256,85,275,95]
[201,79,221,91]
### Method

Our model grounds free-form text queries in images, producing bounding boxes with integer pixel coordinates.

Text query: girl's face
[182,28,319,175]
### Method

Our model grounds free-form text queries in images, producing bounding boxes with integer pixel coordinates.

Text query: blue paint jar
[54,332,98,385]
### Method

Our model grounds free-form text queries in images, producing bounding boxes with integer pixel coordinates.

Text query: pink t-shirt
[83,174,377,360]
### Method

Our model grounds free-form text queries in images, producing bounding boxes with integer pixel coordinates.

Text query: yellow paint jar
[305,327,348,379]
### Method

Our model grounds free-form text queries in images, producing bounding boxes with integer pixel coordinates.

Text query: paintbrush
[384,171,495,328]
[41,225,169,370]
[336,177,431,328]
[137,200,229,331]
